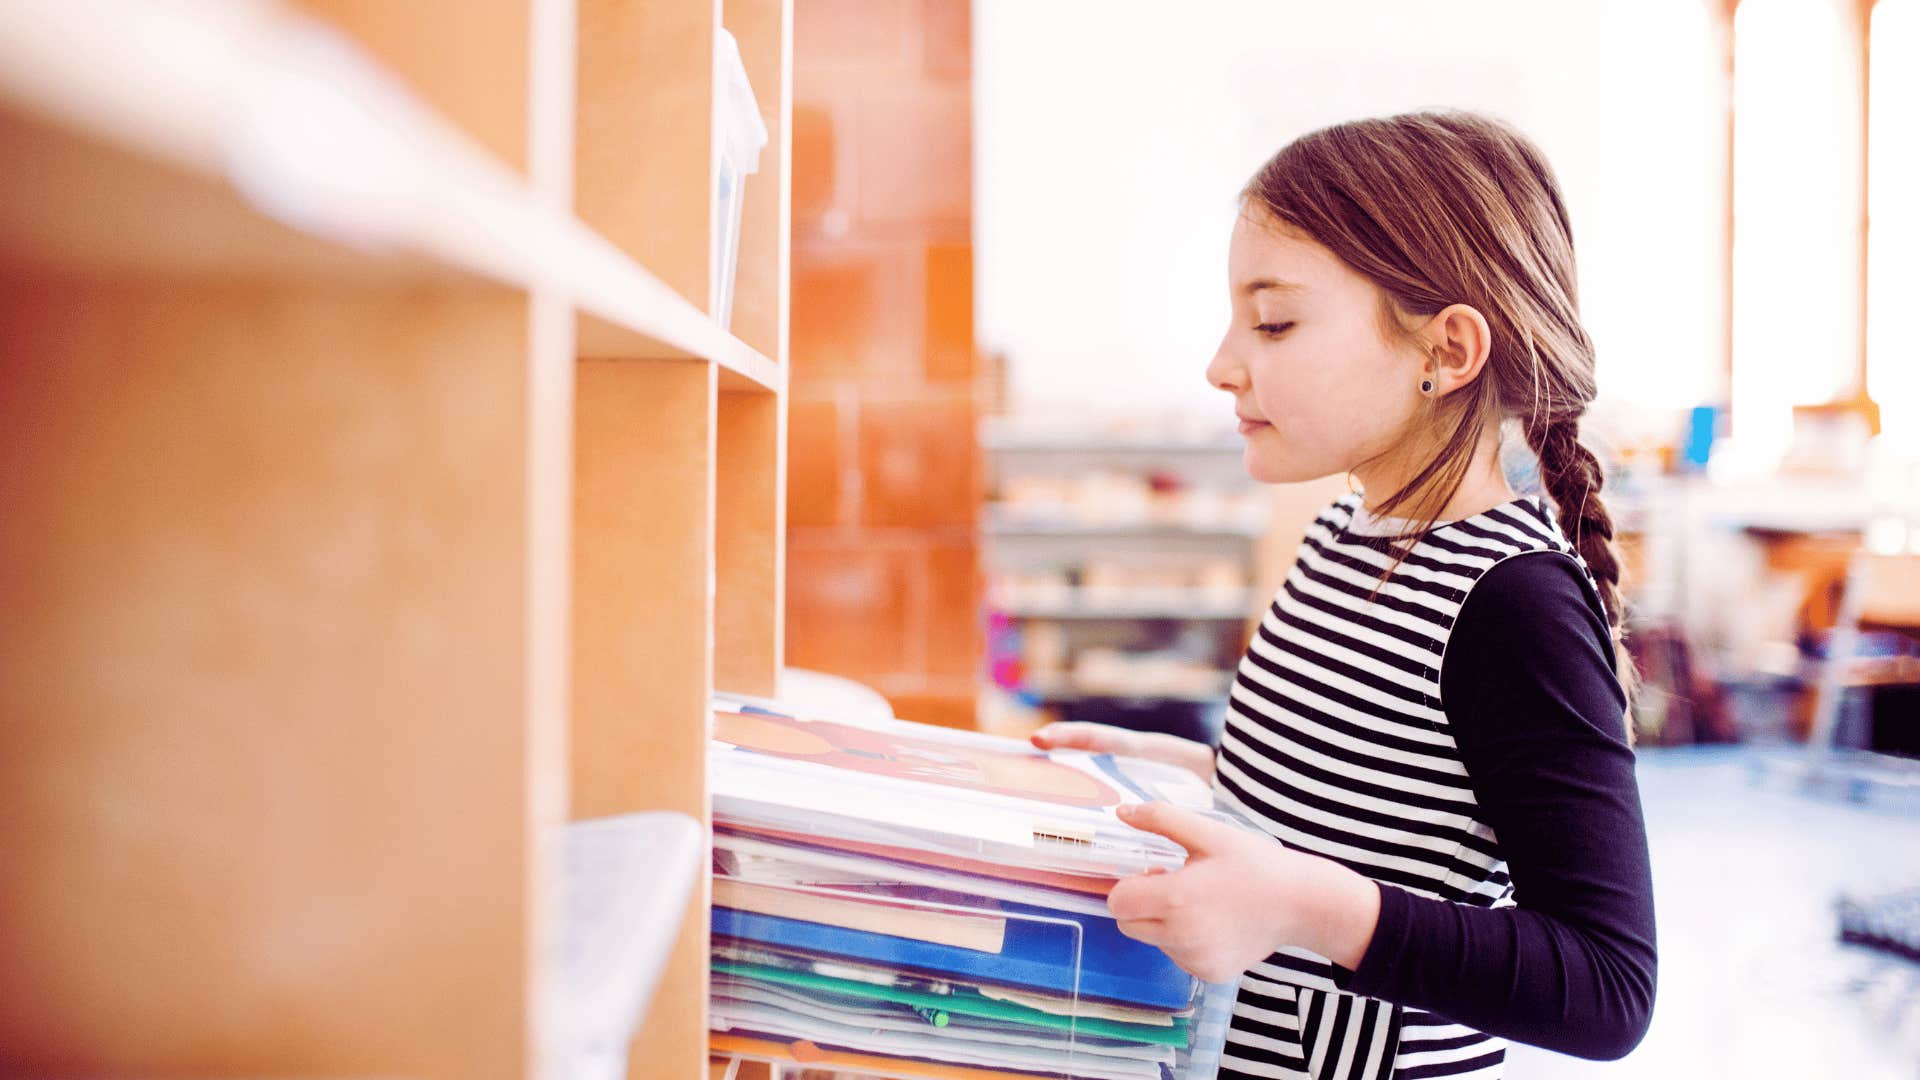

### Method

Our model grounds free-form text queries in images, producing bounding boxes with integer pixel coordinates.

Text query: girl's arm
[1329,551,1657,1061]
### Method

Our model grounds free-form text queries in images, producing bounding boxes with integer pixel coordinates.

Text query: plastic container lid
[715,28,769,176]
[709,708,1261,881]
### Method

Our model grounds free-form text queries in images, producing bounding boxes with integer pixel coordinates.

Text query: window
[1729,0,1864,460]
[1869,0,1917,442]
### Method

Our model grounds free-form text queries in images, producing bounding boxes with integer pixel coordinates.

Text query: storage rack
[0,2,790,1079]
[981,421,1267,732]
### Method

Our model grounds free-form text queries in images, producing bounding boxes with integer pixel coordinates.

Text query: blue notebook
[710,897,1194,1010]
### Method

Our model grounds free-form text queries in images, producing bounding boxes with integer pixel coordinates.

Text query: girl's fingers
[1030,722,1092,749]
[1114,917,1167,945]
[1115,801,1236,857]
[1030,722,1130,753]
[1107,870,1177,921]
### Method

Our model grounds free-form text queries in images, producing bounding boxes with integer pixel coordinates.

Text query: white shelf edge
[716,342,785,394]
[0,0,784,393]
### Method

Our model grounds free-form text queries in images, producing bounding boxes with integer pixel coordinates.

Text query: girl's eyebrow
[1241,278,1308,296]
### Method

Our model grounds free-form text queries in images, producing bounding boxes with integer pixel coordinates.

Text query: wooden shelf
[0,0,782,393]
[0,1,791,1079]
[578,278,784,393]
[0,1,537,284]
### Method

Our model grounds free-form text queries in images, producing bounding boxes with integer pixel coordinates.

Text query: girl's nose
[1207,338,1245,393]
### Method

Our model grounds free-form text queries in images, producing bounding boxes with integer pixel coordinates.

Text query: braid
[1524,413,1641,719]
[1526,417,1620,618]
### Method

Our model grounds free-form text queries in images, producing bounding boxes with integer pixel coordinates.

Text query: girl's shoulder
[1315,490,1561,557]
[1438,496,1610,638]
[1323,490,1604,603]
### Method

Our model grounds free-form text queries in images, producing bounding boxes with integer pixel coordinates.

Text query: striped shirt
[1210,491,1614,1080]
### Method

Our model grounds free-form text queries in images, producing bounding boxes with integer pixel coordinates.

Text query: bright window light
[1730,0,1864,464]
[1869,0,1918,448]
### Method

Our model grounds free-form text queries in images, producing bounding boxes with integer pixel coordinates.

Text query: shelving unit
[984,514,1268,538]
[994,591,1256,621]
[981,420,1271,741]
[0,2,790,1079]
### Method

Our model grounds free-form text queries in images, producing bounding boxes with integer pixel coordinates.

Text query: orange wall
[786,0,983,728]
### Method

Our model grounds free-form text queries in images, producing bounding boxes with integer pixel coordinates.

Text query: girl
[1032,109,1657,1079]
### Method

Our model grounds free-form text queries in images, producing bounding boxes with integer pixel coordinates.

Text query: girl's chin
[1243,448,1330,486]
[1243,450,1294,485]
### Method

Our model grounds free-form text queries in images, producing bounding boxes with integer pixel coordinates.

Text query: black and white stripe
[1214,492,1602,1080]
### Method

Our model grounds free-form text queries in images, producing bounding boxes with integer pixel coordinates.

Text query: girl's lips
[1237,418,1271,435]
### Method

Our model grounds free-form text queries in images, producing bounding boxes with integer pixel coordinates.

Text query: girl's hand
[1029,722,1216,784]
[1106,801,1381,985]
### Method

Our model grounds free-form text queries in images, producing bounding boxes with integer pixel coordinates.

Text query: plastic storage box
[706,706,1244,1079]
[541,810,703,1080]
[714,27,769,332]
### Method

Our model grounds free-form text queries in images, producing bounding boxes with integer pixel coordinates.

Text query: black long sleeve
[1328,550,1658,1061]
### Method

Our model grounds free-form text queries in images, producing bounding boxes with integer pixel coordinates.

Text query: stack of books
[707,705,1243,1080]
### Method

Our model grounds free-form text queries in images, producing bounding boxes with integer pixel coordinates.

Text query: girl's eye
[1255,322,1294,337]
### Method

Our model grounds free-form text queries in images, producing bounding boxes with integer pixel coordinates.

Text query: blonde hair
[1240,108,1640,716]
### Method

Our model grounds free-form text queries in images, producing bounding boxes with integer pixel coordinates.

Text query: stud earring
[1420,379,1435,394]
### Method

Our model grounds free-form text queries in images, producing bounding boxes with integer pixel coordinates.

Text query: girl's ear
[1420,303,1494,398]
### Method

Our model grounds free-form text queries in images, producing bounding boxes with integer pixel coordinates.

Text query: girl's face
[1206,205,1428,485]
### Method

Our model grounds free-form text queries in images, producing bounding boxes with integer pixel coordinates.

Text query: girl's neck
[1364,473,1517,523]
[1353,428,1515,524]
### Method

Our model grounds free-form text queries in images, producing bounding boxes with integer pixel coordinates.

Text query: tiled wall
[787,0,983,728]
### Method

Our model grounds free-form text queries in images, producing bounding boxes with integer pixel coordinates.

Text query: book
[714,829,1114,916]
[711,892,1195,1010]
[709,999,1170,1080]
[712,878,1007,954]
[729,824,1121,897]
[711,1032,1092,1080]
[710,938,1183,1028]
[716,708,1133,809]
[711,960,1188,1046]
[711,708,1238,880]
[706,706,1250,1074]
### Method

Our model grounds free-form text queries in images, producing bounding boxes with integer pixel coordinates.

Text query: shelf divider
[715,390,785,697]
[570,357,716,1080]
[0,282,541,1080]
[576,0,714,315]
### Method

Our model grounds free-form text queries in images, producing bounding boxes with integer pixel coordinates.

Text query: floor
[1506,746,1920,1079]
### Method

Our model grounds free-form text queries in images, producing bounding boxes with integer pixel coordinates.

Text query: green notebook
[712,959,1190,1047]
